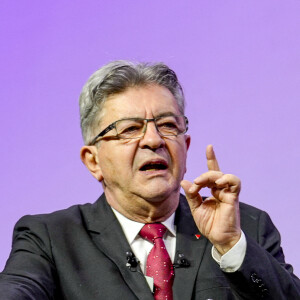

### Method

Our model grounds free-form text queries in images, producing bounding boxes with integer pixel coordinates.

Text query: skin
[81,84,241,255]
[181,145,241,255]
[81,85,191,223]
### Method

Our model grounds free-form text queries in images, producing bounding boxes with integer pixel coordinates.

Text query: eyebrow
[155,112,179,118]
[116,112,179,120]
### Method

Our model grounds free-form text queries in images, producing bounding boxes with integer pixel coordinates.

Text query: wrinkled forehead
[99,85,181,126]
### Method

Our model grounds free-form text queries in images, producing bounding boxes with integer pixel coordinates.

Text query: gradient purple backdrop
[1,1,299,275]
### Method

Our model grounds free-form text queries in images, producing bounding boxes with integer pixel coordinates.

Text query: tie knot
[140,223,167,243]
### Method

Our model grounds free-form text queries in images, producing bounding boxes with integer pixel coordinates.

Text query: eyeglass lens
[115,115,186,139]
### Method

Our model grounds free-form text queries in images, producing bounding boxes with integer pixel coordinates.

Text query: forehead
[100,85,181,124]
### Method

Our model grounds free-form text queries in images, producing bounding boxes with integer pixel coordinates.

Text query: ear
[80,146,104,182]
[185,134,191,151]
[184,134,191,174]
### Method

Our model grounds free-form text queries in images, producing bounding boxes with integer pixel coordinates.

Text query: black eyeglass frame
[88,115,189,145]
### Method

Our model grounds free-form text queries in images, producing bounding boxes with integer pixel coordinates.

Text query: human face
[93,85,190,210]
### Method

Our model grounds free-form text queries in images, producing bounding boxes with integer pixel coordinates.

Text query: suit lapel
[172,194,209,300]
[80,194,208,300]
[80,194,154,300]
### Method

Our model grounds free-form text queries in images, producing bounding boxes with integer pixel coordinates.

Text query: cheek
[172,144,188,172]
[119,142,139,166]
[169,140,188,159]
[98,147,117,176]
[99,144,136,177]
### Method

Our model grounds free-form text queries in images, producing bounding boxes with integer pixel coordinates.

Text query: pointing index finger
[206,144,220,171]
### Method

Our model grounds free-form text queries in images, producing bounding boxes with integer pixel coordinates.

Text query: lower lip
[140,169,168,175]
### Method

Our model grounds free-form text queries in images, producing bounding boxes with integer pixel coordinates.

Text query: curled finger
[215,174,241,193]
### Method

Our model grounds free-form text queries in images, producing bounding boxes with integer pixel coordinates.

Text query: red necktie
[139,223,174,300]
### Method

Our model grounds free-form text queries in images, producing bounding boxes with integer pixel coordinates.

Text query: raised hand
[181,145,241,255]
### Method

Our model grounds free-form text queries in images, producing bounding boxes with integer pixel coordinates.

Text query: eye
[160,121,177,128]
[121,125,141,133]
[117,120,144,137]
[157,119,178,130]
[157,121,179,135]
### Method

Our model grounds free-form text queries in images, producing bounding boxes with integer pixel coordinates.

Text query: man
[0,60,299,299]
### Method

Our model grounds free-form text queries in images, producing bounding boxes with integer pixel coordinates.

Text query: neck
[104,189,180,223]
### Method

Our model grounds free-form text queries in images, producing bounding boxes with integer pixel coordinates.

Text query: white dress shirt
[112,208,176,273]
[112,208,246,274]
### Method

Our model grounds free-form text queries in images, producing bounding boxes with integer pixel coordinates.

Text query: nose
[139,120,165,150]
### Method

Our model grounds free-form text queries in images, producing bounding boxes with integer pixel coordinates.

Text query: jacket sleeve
[224,209,300,299]
[0,215,61,300]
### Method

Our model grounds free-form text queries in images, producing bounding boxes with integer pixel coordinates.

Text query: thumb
[181,180,203,211]
[180,179,193,193]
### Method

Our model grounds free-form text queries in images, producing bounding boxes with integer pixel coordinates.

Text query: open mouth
[140,161,168,171]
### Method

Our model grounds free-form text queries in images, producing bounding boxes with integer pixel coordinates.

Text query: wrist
[214,232,241,255]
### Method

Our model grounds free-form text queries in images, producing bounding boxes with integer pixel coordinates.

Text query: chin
[137,183,180,203]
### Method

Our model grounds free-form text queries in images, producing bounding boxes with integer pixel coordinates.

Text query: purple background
[1,1,299,275]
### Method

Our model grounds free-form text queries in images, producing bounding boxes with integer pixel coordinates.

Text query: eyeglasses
[89,114,188,145]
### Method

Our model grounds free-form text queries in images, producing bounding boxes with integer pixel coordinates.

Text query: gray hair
[79,60,185,145]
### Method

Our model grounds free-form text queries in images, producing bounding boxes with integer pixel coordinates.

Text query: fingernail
[188,187,195,193]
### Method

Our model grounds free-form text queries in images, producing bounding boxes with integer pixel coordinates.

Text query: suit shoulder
[16,200,97,230]
[239,202,278,241]
[239,202,266,219]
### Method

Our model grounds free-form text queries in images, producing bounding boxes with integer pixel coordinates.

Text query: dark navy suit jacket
[1,194,300,299]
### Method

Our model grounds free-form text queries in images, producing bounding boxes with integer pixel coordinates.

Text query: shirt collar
[112,207,176,245]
